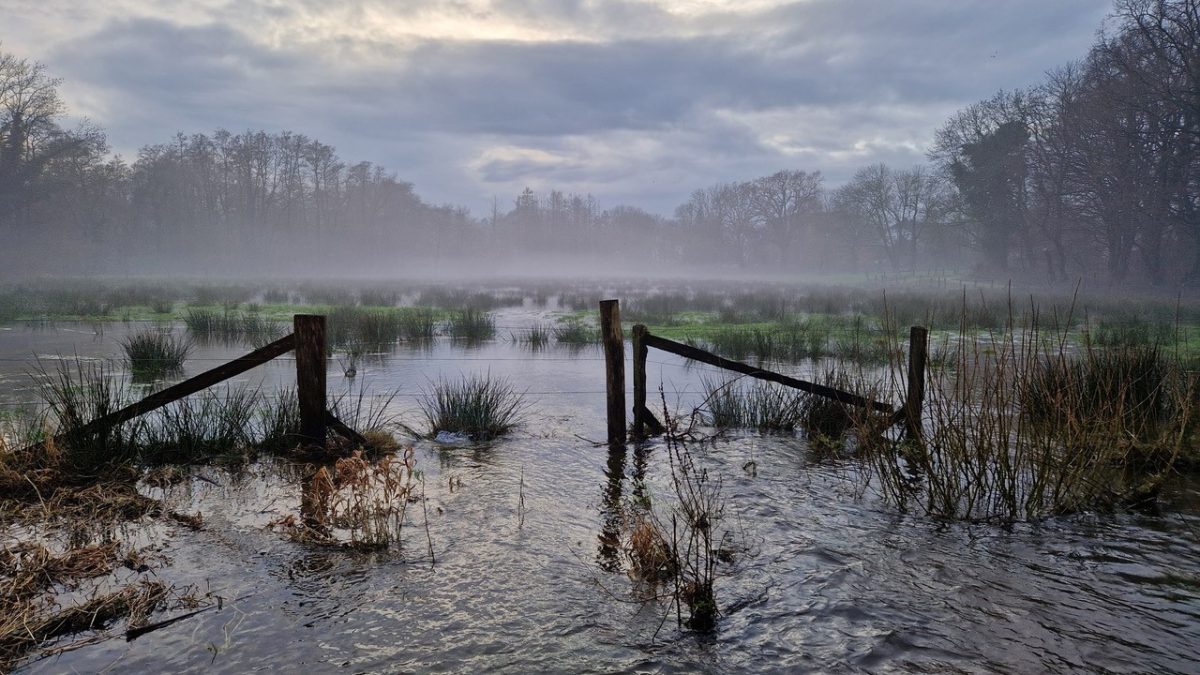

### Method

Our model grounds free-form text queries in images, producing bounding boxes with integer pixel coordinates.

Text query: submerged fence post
[904,325,928,441]
[632,324,648,437]
[295,314,327,446]
[600,300,626,445]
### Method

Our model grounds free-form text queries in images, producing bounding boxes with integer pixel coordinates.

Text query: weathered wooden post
[294,314,327,446]
[904,325,928,442]
[632,324,648,437]
[599,300,626,445]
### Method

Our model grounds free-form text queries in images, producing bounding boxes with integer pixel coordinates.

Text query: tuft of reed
[511,324,551,350]
[36,360,143,473]
[420,374,527,440]
[399,308,437,341]
[122,329,191,379]
[851,304,1197,522]
[799,369,859,444]
[446,309,496,343]
[701,376,804,431]
[553,320,600,345]
[138,387,260,464]
[257,388,301,452]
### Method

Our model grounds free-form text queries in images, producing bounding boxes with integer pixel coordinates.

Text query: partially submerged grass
[274,447,419,550]
[420,374,528,440]
[701,377,805,431]
[138,386,260,464]
[800,369,859,444]
[553,319,600,345]
[121,329,192,379]
[35,361,142,473]
[399,308,437,341]
[26,361,400,469]
[330,384,401,442]
[446,309,496,343]
[852,309,1198,522]
[184,308,283,347]
[673,316,893,365]
[511,324,551,350]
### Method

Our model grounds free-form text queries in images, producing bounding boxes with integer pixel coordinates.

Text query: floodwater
[1,315,1198,673]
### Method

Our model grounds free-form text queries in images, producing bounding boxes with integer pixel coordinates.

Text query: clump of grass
[328,307,437,348]
[36,361,143,473]
[257,389,301,452]
[420,374,527,440]
[399,308,437,341]
[185,308,282,347]
[800,369,859,444]
[121,329,192,378]
[241,315,286,348]
[704,328,774,362]
[701,376,804,431]
[183,307,232,336]
[1083,317,1175,349]
[1023,344,1169,439]
[446,309,496,343]
[330,384,400,442]
[511,324,551,350]
[553,320,599,345]
[138,387,260,464]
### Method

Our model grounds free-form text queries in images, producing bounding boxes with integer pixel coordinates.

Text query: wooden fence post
[294,314,327,446]
[599,300,626,445]
[632,324,648,437]
[904,325,928,441]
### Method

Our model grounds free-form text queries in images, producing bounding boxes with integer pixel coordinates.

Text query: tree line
[1,0,1197,285]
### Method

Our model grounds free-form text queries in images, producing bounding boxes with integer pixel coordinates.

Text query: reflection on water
[1,319,1198,673]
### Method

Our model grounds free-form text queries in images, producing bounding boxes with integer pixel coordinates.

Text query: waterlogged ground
[1,315,1199,673]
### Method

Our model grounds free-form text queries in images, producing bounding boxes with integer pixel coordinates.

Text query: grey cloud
[38,1,1112,214]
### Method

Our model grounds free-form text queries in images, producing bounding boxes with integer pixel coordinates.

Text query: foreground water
[1,318,1198,673]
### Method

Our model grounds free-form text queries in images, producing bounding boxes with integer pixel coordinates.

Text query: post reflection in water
[597,442,653,573]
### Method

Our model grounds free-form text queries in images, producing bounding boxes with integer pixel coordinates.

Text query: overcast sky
[3,0,1112,215]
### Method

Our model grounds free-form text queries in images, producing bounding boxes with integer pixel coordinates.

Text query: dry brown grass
[0,541,121,603]
[273,447,420,551]
[0,580,169,670]
[623,511,675,585]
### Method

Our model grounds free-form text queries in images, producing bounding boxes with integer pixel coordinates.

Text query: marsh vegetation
[0,278,1197,671]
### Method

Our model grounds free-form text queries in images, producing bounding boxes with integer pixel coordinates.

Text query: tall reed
[852,306,1196,521]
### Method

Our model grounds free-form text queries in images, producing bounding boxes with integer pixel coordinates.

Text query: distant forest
[1,1,1198,285]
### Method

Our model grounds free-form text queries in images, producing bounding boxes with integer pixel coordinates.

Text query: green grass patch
[420,374,528,440]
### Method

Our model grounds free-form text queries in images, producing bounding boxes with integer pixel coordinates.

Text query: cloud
[8,0,1114,214]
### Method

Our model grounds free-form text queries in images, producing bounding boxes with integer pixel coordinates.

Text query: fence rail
[601,299,928,445]
[23,314,367,453]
